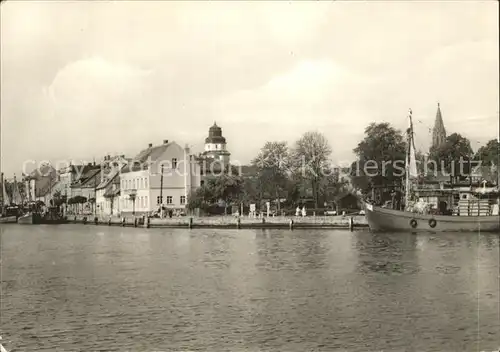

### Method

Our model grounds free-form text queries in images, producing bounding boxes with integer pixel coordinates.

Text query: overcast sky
[1,1,498,176]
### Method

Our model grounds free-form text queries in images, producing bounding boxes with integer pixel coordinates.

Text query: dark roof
[104,187,120,198]
[71,168,101,189]
[205,122,226,144]
[122,142,177,173]
[96,169,120,190]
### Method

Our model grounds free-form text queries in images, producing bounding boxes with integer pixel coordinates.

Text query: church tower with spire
[431,103,447,150]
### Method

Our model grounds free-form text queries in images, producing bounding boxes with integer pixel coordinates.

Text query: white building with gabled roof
[119,140,202,216]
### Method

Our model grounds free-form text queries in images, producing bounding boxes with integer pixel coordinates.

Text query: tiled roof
[96,169,119,190]
[121,143,174,173]
[71,168,101,188]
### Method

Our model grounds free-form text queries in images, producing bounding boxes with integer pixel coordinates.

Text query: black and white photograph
[0,1,499,351]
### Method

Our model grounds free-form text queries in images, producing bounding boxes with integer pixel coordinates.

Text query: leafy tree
[353,123,406,193]
[318,168,347,207]
[429,133,473,175]
[291,131,332,209]
[240,176,260,204]
[52,190,67,207]
[187,174,243,214]
[474,139,499,167]
[252,141,290,211]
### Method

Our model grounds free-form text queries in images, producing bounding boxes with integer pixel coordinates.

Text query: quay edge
[65,215,368,230]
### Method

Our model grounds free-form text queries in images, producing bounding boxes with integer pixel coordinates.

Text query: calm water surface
[1,225,499,352]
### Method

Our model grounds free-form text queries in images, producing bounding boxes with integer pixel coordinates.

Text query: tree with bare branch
[291,131,332,209]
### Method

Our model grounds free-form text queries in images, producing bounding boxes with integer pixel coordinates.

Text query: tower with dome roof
[202,122,231,165]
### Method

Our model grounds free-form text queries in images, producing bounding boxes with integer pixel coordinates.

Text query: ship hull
[364,202,500,232]
[0,216,17,224]
[17,212,67,225]
[17,213,38,225]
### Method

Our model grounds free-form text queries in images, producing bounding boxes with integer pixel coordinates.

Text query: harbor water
[1,225,499,351]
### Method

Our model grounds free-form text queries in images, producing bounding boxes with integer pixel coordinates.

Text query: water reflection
[1,225,499,352]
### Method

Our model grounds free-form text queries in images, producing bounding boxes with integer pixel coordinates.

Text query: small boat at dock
[18,205,67,225]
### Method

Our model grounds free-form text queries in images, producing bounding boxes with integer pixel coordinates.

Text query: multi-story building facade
[69,164,101,214]
[95,155,130,216]
[119,140,202,215]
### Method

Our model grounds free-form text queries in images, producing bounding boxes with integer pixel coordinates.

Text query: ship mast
[404,108,416,210]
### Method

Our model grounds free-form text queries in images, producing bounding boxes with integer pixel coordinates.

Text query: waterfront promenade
[68,214,368,229]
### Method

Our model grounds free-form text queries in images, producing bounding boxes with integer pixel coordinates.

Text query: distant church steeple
[431,102,446,149]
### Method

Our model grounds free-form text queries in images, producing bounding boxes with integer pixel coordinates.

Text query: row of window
[117,195,186,209]
[122,177,148,191]
[156,195,186,205]
[122,196,149,209]
[121,159,178,191]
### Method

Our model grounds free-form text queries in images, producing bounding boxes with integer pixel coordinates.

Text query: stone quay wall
[69,214,368,230]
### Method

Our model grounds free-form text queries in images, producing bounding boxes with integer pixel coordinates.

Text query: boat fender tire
[429,218,437,228]
[409,219,417,228]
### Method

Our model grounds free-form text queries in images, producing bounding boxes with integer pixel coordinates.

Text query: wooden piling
[134,217,138,227]
[289,219,294,230]
[94,217,98,225]
[188,217,193,229]
[122,217,126,227]
[349,216,354,231]
[108,218,112,226]
[236,217,241,229]
[83,216,87,225]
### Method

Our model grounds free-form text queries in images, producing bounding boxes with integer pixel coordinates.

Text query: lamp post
[159,164,164,218]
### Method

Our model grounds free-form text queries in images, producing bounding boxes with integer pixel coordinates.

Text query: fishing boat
[18,205,67,225]
[0,173,19,224]
[364,108,500,232]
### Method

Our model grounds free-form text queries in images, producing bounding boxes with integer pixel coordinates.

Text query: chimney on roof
[163,139,168,144]
[148,143,153,148]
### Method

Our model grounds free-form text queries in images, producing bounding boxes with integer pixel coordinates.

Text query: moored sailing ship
[0,173,20,223]
[364,108,500,232]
